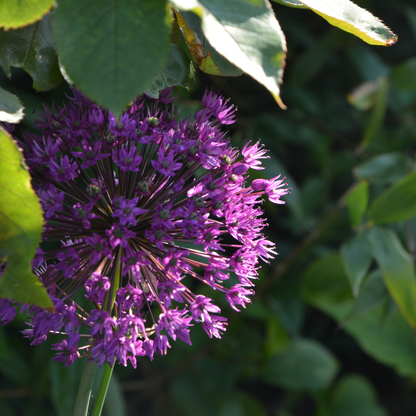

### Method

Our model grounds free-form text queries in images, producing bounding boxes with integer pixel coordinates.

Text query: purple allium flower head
[0,87,288,367]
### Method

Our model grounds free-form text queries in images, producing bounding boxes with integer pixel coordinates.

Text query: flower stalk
[73,359,98,416]
[91,359,116,416]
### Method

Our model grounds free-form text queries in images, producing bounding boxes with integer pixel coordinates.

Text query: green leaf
[50,359,85,416]
[329,375,387,416]
[175,10,243,77]
[302,253,354,319]
[0,13,64,91]
[345,180,368,227]
[346,44,390,82]
[298,0,397,46]
[345,270,388,321]
[358,78,389,151]
[340,231,372,296]
[271,0,308,9]
[266,316,290,358]
[367,170,416,224]
[367,227,416,328]
[354,153,411,185]
[0,0,54,30]
[145,43,195,98]
[54,0,171,117]
[0,327,30,384]
[267,285,305,337]
[102,374,126,416]
[346,302,416,377]
[0,86,24,123]
[218,393,267,416]
[261,338,339,391]
[391,58,416,92]
[171,0,287,108]
[0,129,52,309]
[302,252,416,377]
[348,81,383,111]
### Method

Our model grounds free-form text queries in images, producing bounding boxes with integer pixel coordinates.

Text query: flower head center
[159,209,170,220]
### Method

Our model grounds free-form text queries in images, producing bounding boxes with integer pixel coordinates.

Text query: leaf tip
[386,34,398,47]
[274,93,287,110]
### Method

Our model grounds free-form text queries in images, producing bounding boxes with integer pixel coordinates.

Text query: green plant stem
[91,359,116,416]
[73,359,98,416]
[90,254,120,416]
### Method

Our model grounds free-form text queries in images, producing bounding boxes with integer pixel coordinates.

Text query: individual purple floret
[0,87,288,367]
[112,197,147,226]
[151,149,182,176]
[38,184,65,218]
[112,143,143,172]
[0,299,17,325]
[71,139,110,169]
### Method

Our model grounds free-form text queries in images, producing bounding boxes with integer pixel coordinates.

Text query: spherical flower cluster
[0,88,288,367]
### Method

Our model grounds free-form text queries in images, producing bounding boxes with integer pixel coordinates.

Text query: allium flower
[1,87,289,368]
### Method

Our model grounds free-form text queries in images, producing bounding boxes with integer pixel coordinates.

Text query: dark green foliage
[1,0,416,415]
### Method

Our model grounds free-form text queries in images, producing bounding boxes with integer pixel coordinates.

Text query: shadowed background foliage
[1,0,416,415]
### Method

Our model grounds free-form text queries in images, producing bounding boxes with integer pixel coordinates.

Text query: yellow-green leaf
[298,0,397,46]
[174,9,225,76]
[0,0,54,30]
[0,128,53,310]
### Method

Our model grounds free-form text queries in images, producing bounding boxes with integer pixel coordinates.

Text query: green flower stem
[90,252,121,416]
[91,359,116,416]
[73,359,98,416]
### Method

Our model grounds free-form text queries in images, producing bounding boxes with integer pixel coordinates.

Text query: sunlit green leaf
[0,129,52,309]
[367,227,416,328]
[171,0,287,108]
[272,0,308,9]
[345,181,368,228]
[341,231,372,296]
[0,13,63,91]
[368,170,416,224]
[298,0,397,46]
[0,87,24,123]
[0,0,54,30]
[174,10,243,76]
[54,0,171,117]
[261,338,339,391]
[145,44,195,98]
